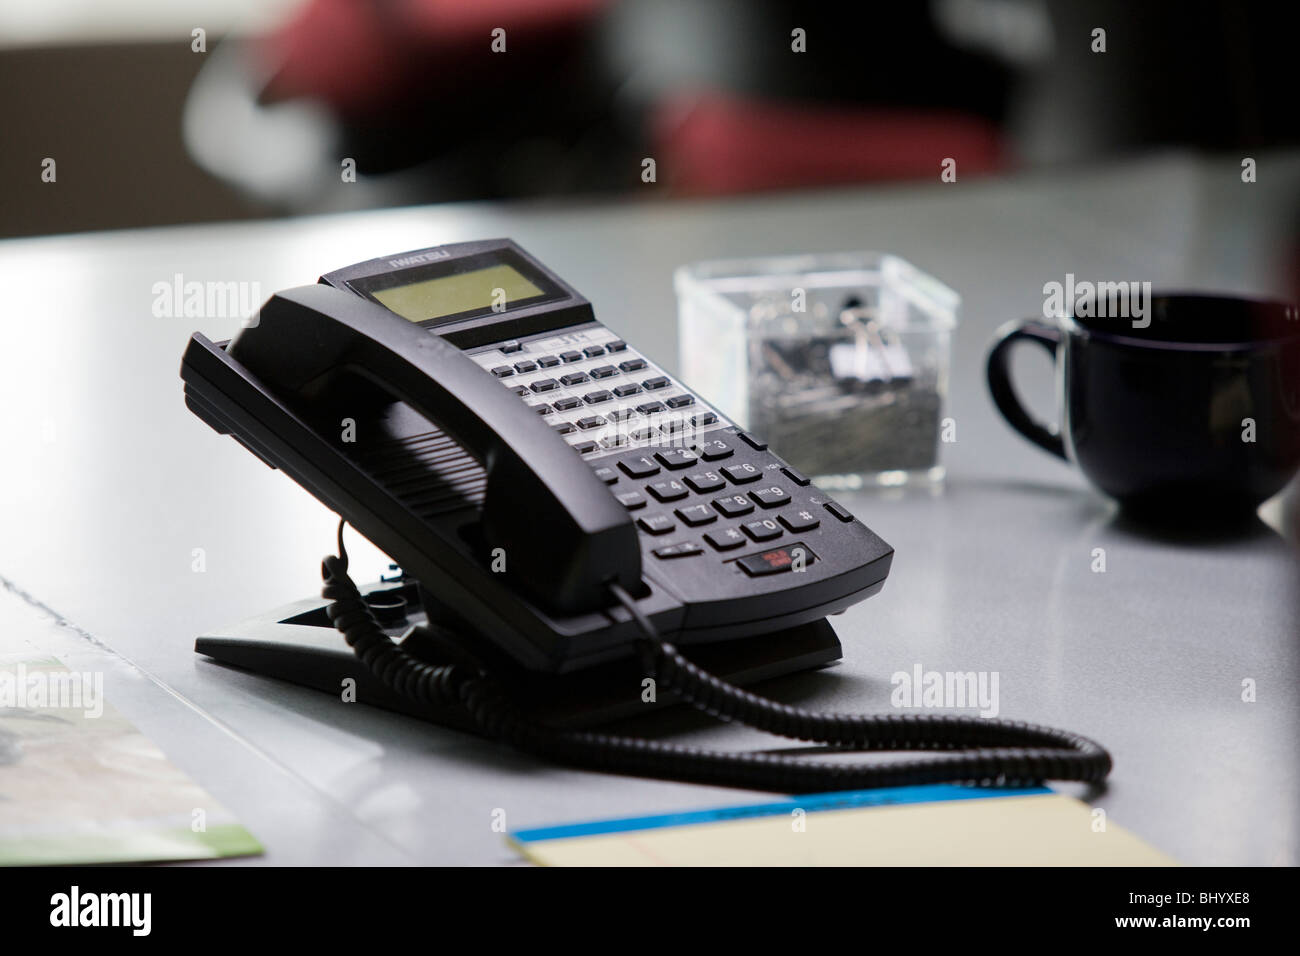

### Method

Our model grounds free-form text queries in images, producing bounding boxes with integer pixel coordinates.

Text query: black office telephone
[181,239,1111,793]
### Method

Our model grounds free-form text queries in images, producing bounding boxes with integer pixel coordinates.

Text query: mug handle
[985,319,1067,460]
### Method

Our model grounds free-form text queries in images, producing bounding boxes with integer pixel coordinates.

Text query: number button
[674,504,716,526]
[655,448,699,470]
[722,463,762,484]
[713,494,755,518]
[751,486,790,508]
[696,439,733,461]
[619,456,660,478]
[779,509,821,532]
[742,518,783,542]
[648,480,689,502]
[685,471,725,494]
[705,527,747,551]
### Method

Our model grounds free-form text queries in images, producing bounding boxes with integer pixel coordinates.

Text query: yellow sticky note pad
[509,785,1176,866]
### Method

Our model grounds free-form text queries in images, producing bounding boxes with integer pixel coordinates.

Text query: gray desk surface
[2,152,1297,865]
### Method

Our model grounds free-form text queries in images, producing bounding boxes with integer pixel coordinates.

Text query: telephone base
[195,580,843,731]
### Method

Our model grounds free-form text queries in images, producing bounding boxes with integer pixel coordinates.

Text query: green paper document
[0,592,262,865]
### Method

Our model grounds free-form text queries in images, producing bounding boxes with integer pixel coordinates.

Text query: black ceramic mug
[986,294,1300,516]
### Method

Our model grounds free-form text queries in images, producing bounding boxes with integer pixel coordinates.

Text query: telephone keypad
[469,324,858,586]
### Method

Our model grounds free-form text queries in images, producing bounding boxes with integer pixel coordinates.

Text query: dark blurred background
[3,0,1298,239]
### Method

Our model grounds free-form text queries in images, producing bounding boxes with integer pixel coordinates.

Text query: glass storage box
[675,252,959,488]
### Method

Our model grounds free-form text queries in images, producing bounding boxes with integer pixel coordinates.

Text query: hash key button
[648,480,689,502]
[751,486,790,508]
[705,527,747,551]
[743,518,783,542]
[723,462,762,484]
[675,504,716,526]
[779,509,821,532]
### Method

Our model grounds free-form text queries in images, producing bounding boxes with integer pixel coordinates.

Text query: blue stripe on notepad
[510,784,1051,844]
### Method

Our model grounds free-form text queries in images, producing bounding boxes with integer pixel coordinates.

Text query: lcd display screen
[370,263,546,322]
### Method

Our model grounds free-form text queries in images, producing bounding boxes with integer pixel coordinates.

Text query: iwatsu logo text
[0,663,103,718]
[151,273,261,324]
[50,886,151,937]
[890,664,1000,718]
[1042,272,1153,328]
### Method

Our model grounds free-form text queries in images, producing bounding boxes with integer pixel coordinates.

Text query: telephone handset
[182,239,1112,792]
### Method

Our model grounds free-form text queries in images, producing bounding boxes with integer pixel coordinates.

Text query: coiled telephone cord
[322,523,1111,793]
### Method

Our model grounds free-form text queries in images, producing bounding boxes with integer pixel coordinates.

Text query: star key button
[705,527,746,551]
